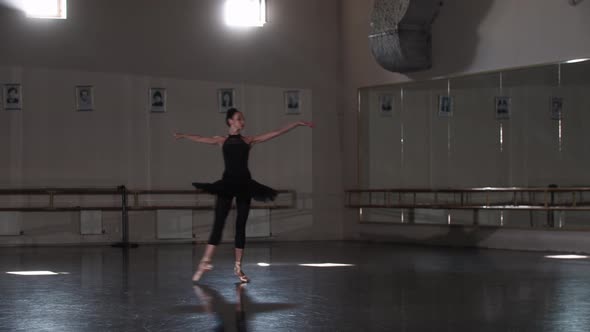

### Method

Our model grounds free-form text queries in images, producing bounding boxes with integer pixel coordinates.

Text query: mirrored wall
[358,58,590,230]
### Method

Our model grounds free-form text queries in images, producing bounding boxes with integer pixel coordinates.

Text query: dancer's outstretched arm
[247,121,314,145]
[174,132,225,146]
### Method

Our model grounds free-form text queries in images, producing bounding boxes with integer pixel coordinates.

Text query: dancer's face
[229,112,245,130]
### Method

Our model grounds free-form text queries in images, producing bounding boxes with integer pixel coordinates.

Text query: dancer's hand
[174,132,185,140]
[297,121,314,128]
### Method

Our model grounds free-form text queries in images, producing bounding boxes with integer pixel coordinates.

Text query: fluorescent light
[7,271,60,275]
[23,0,67,19]
[225,0,266,27]
[545,255,588,260]
[299,263,355,267]
[257,262,270,267]
[565,58,590,64]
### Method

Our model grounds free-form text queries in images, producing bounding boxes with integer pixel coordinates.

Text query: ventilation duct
[369,0,443,73]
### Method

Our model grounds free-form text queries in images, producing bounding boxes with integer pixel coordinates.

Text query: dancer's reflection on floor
[235,283,247,332]
[193,283,248,332]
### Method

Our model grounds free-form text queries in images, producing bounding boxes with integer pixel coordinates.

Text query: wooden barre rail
[346,186,590,193]
[0,188,296,211]
[0,187,297,248]
[345,187,590,211]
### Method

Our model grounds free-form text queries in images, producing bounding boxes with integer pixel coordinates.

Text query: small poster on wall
[550,96,563,120]
[76,86,94,111]
[495,96,511,120]
[149,88,167,113]
[378,94,393,117]
[3,84,23,110]
[438,95,453,117]
[284,90,301,115]
[218,88,235,113]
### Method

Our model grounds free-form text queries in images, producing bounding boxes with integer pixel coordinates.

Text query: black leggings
[208,195,252,249]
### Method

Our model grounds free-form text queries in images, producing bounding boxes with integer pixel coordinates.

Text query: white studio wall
[0,66,313,245]
[0,0,344,245]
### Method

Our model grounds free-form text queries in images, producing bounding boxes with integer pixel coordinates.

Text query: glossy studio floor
[2,241,590,331]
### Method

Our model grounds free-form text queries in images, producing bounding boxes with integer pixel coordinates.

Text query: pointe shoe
[192,260,213,282]
[234,262,250,283]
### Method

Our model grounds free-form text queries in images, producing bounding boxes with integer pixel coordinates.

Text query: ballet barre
[0,187,296,211]
[345,187,590,211]
[0,187,296,247]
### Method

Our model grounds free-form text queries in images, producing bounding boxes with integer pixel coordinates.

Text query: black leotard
[192,134,277,202]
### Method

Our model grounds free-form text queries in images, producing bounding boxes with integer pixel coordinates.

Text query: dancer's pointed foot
[192,260,213,283]
[234,262,250,283]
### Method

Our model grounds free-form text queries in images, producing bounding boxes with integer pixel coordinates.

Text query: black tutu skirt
[192,178,278,202]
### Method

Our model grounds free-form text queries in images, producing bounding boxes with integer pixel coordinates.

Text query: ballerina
[174,108,313,283]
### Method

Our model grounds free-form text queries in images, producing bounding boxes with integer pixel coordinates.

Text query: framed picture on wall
[218,88,235,113]
[378,93,393,117]
[3,84,23,110]
[550,96,563,120]
[495,96,511,120]
[284,90,301,115]
[76,85,94,111]
[438,95,453,117]
[149,88,166,113]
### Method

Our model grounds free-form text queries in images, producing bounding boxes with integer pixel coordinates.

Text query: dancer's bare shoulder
[212,135,227,146]
[242,136,255,145]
